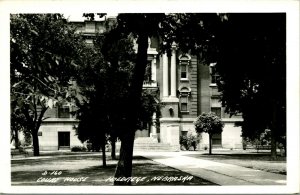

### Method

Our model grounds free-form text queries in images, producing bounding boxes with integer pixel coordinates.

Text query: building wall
[39,119,82,151]
[198,62,211,114]
[159,50,243,150]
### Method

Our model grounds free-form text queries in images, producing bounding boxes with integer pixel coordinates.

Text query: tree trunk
[114,31,149,185]
[101,141,107,167]
[31,106,47,156]
[270,102,278,160]
[14,128,20,149]
[270,129,277,160]
[32,131,40,156]
[111,139,116,160]
[209,134,212,155]
[114,131,135,185]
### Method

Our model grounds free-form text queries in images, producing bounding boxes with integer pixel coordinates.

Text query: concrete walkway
[135,151,286,185]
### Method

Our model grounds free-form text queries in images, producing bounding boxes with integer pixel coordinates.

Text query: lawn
[11,154,216,186]
[184,150,286,175]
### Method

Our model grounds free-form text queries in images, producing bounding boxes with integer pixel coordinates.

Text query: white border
[0,0,299,194]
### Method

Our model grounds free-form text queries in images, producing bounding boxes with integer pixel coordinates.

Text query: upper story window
[58,106,70,118]
[211,97,222,118]
[178,54,191,80]
[143,56,157,88]
[210,63,220,84]
[180,61,188,79]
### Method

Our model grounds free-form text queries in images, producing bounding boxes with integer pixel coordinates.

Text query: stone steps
[116,140,174,151]
[133,143,173,151]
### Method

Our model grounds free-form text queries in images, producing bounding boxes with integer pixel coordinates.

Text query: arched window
[178,54,191,80]
[178,86,191,113]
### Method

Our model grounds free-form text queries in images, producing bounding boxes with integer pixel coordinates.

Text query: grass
[11,154,216,186]
[184,150,286,175]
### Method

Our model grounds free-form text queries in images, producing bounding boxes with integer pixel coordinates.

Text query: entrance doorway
[58,132,70,150]
[212,132,222,147]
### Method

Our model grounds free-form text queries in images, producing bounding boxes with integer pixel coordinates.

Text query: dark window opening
[58,107,70,118]
[212,133,222,145]
[211,107,221,118]
[210,64,220,84]
[180,96,188,112]
[58,132,70,148]
[180,61,188,79]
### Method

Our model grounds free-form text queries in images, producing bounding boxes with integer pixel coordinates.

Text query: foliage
[161,13,286,158]
[73,22,162,164]
[83,13,228,184]
[112,13,168,185]
[158,13,221,58]
[194,112,224,135]
[137,89,162,129]
[180,131,198,151]
[71,146,87,152]
[73,26,136,145]
[10,14,86,156]
[194,112,223,154]
[243,129,272,150]
[209,14,286,158]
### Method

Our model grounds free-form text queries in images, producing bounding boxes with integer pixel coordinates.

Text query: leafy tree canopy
[10,14,87,155]
[194,112,224,135]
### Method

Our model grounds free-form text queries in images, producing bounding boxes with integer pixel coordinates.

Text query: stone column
[170,43,177,97]
[151,57,156,82]
[151,113,157,139]
[162,53,169,97]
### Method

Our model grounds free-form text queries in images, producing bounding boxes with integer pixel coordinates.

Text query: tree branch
[30,75,60,93]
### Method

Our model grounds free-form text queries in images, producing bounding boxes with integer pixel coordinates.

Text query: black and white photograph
[0,0,299,194]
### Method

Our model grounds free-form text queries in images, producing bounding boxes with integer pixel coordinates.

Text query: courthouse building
[38,18,243,151]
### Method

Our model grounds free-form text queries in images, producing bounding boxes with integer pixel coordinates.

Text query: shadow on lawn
[11,156,217,186]
[132,161,216,185]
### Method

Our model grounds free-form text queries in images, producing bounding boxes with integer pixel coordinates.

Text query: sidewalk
[135,151,286,185]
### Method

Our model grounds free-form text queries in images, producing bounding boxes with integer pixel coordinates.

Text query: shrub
[71,146,87,152]
[180,131,198,151]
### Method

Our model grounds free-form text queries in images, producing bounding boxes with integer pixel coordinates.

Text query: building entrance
[58,132,70,149]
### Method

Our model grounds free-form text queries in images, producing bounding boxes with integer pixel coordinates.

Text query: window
[58,106,70,118]
[179,86,191,113]
[211,97,222,118]
[178,54,191,80]
[212,133,222,145]
[180,96,188,112]
[210,63,220,84]
[180,61,188,79]
[211,107,221,118]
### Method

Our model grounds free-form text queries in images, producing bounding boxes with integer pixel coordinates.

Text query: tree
[73,23,137,165]
[10,104,26,149]
[10,14,85,156]
[112,13,167,185]
[162,13,286,159]
[208,14,286,159]
[83,13,218,185]
[194,112,224,155]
